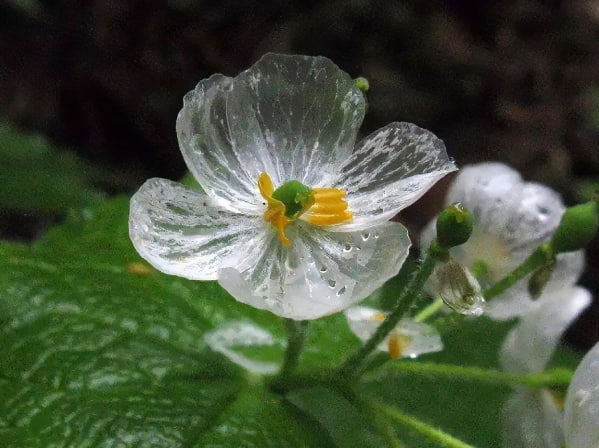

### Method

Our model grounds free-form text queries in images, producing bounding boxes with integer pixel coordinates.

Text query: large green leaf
[0,196,581,447]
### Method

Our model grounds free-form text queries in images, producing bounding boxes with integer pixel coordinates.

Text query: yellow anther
[372,312,387,322]
[258,173,353,246]
[305,187,353,226]
[387,330,411,360]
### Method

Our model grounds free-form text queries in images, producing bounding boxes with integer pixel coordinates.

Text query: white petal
[176,54,366,213]
[344,306,443,358]
[501,389,564,448]
[204,320,282,374]
[332,122,456,231]
[447,163,565,275]
[217,222,411,320]
[564,341,599,448]
[499,286,591,373]
[129,178,263,280]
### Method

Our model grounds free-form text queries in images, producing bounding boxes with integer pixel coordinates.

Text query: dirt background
[1,0,598,348]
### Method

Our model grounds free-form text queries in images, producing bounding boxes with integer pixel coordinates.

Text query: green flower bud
[551,201,599,253]
[354,77,369,93]
[435,202,474,249]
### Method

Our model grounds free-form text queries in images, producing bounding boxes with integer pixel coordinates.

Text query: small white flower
[499,286,591,448]
[344,306,443,359]
[564,341,599,448]
[421,162,584,320]
[129,54,456,319]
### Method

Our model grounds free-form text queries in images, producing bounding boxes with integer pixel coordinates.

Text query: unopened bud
[354,77,369,93]
[551,202,599,253]
[436,203,474,249]
[429,259,485,316]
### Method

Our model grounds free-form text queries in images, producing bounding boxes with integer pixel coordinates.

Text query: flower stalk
[278,319,309,378]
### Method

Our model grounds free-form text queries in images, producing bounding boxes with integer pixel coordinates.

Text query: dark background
[1,0,598,348]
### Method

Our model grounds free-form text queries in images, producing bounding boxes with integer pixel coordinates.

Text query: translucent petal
[129,178,263,280]
[204,320,282,374]
[344,306,443,358]
[176,54,366,213]
[483,250,585,321]
[501,389,564,448]
[499,286,591,373]
[564,341,599,448]
[331,122,456,230]
[447,163,565,275]
[217,222,411,320]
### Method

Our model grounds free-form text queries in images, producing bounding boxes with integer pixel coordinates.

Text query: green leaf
[0,123,105,212]
[0,194,582,447]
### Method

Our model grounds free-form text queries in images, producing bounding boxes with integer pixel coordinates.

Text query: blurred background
[1,0,598,348]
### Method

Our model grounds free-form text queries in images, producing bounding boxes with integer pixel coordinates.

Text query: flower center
[258,172,352,246]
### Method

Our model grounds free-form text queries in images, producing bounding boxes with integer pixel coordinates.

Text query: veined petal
[331,122,456,231]
[485,250,585,321]
[217,222,410,320]
[129,178,263,280]
[499,286,591,373]
[564,342,599,448]
[501,389,564,448]
[176,54,366,213]
[447,163,566,276]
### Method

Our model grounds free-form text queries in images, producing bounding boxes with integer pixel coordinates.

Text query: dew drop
[328,279,337,288]
[319,265,328,273]
[343,243,352,252]
[361,232,370,241]
[337,285,347,296]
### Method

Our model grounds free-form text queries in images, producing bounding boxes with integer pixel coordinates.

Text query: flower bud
[354,76,369,93]
[435,202,474,249]
[551,201,599,253]
[429,259,485,316]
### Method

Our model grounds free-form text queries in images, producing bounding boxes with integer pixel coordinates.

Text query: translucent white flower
[344,306,443,359]
[421,162,584,320]
[499,286,591,448]
[564,341,599,448]
[129,54,456,319]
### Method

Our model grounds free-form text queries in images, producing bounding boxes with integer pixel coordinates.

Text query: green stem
[483,243,554,300]
[339,244,443,377]
[370,401,476,448]
[414,298,445,322]
[375,361,573,389]
[278,319,309,378]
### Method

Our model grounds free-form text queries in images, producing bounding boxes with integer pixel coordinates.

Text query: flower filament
[258,173,352,246]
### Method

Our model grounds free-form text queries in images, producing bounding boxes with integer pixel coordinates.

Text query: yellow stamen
[387,330,411,360]
[305,187,353,226]
[258,173,353,246]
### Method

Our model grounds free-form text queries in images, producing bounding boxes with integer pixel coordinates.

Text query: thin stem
[483,243,554,300]
[371,401,476,448]
[339,244,442,377]
[414,298,445,323]
[374,361,573,389]
[278,319,309,378]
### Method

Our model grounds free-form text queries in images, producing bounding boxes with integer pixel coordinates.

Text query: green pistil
[272,180,315,220]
